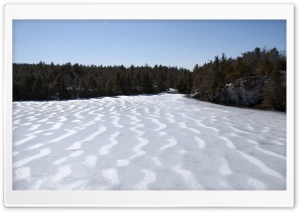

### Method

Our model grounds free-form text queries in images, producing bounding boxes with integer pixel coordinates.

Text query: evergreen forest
[13,63,188,100]
[13,47,286,111]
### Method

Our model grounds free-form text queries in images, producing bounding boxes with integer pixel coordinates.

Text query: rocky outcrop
[215,76,269,106]
[190,90,201,98]
[166,88,179,94]
[191,76,270,107]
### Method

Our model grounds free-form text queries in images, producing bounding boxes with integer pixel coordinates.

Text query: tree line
[13,47,286,111]
[176,47,286,111]
[13,63,188,101]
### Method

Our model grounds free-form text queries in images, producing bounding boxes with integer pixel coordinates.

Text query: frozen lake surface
[13,94,286,190]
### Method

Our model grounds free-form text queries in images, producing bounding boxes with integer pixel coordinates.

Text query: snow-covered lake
[12,94,286,190]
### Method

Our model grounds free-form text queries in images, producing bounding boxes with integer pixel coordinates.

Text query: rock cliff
[216,76,269,106]
[191,76,270,107]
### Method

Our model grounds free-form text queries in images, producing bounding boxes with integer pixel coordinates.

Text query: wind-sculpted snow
[13,94,286,190]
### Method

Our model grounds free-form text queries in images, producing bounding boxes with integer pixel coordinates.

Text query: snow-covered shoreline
[12,94,286,190]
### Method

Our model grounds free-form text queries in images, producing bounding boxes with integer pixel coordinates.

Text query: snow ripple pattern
[12,94,286,190]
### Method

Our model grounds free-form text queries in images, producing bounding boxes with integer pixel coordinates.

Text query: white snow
[12,93,286,190]
[134,169,156,190]
[172,165,203,190]
[14,167,31,181]
[102,168,119,185]
[160,137,177,150]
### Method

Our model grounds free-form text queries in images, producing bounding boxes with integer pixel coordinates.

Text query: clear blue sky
[13,20,286,71]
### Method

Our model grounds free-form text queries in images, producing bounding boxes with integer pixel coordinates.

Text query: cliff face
[215,76,269,106]
[191,76,270,107]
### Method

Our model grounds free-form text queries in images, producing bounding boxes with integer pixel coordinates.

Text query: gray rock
[215,76,269,106]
